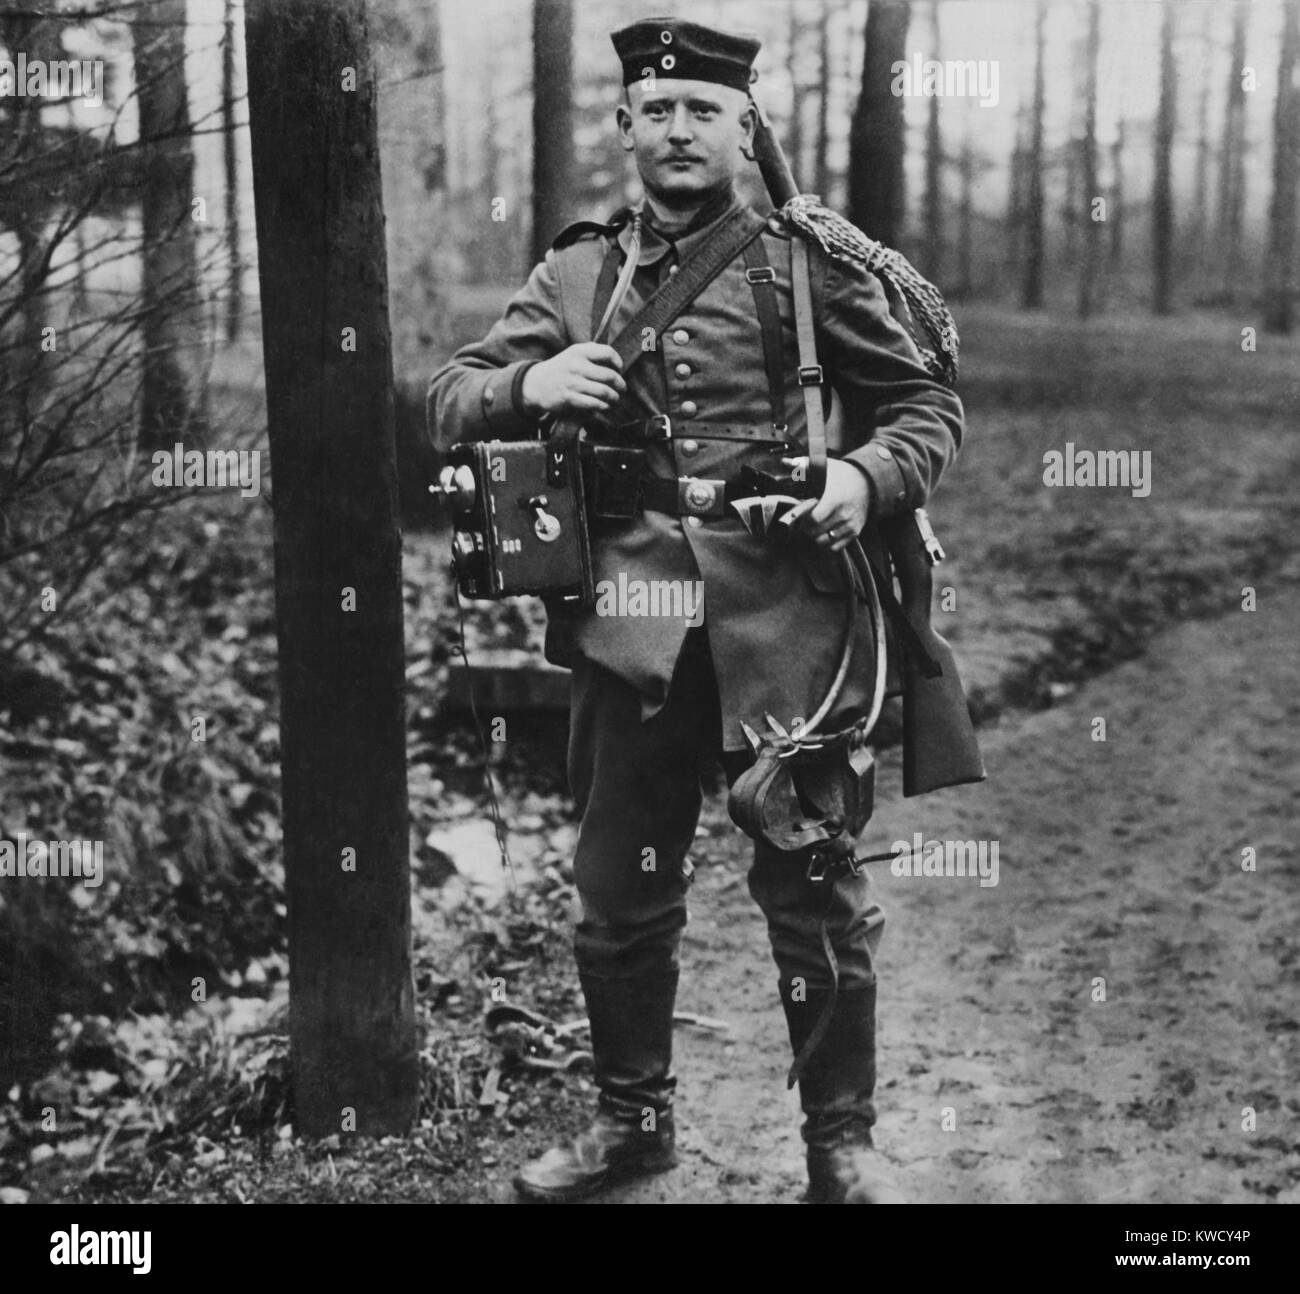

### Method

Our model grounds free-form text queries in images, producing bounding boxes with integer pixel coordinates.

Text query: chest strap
[790,233,828,499]
[741,237,787,434]
[590,241,624,339]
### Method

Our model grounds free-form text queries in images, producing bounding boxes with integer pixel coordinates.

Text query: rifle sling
[789,232,827,498]
[741,237,787,432]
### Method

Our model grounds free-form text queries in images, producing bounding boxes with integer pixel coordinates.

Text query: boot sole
[512,1149,679,1203]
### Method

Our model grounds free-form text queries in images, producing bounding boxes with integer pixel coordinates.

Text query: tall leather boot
[781,981,905,1204]
[513,971,679,1202]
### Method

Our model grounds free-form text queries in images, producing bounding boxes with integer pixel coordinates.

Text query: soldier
[427,17,965,1203]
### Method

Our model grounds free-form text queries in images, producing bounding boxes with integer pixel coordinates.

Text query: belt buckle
[678,477,725,519]
[647,414,672,442]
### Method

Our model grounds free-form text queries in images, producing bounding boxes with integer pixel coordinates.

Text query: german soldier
[427,16,966,1203]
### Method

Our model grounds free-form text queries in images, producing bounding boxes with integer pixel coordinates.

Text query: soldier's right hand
[520,343,626,417]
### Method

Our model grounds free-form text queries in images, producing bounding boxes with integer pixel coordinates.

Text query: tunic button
[674,362,691,378]
[668,264,680,277]
[680,400,698,417]
[483,387,495,405]
[680,439,699,455]
[685,515,703,529]
[672,329,689,344]
[875,445,893,459]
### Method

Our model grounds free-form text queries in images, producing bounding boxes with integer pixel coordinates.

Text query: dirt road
[508,577,1300,1204]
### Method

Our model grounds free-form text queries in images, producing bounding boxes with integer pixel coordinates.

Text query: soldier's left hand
[786,459,872,553]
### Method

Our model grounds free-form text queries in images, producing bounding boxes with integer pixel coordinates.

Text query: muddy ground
[483,569,1300,1205]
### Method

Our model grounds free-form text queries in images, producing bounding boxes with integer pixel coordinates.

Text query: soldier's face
[617,79,755,204]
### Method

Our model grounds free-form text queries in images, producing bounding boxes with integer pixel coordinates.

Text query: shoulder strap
[790,233,827,498]
[741,237,786,433]
[590,242,623,338]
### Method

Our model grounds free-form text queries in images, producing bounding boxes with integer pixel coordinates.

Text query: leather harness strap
[611,418,789,445]
[591,242,624,339]
[606,207,769,369]
[741,237,787,434]
[790,233,828,498]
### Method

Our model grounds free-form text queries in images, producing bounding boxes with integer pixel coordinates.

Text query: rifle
[749,94,800,207]
[746,92,985,798]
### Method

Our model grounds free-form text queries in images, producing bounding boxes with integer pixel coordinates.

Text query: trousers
[567,624,885,1011]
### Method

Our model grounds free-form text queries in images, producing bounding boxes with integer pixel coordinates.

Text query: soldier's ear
[616,102,635,150]
[738,101,756,154]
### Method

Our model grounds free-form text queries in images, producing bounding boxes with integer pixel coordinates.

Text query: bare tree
[1265,0,1300,333]
[222,0,241,343]
[786,3,805,190]
[1,11,63,420]
[1191,6,1214,264]
[244,0,418,1139]
[922,0,943,278]
[133,0,209,450]
[1078,0,1101,317]
[955,113,975,298]
[1007,100,1028,273]
[420,0,448,197]
[814,0,832,198]
[531,0,575,267]
[1109,116,1125,269]
[1022,0,1047,308]
[1063,114,1080,267]
[1153,0,1176,315]
[1217,0,1250,297]
[848,0,909,246]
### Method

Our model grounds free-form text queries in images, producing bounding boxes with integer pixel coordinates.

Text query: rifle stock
[748,94,799,207]
[881,512,986,797]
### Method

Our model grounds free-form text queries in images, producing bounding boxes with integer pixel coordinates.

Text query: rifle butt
[900,630,986,797]
[882,510,986,797]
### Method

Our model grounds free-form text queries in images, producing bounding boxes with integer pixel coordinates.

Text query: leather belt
[613,415,790,446]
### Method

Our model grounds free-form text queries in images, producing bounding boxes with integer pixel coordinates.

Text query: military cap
[611,17,761,92]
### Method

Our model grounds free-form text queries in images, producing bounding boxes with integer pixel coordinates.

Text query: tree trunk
[1078,0,1101,317]
[2,13,56,423]
[787,4,804,191]
[244,0,418,1140]
[531,0,575,268]
[848,0,909,247]
[1022,0,1047,308]
[421,0,448,197]
[1109,117,1125,268]
[1192,6,1213,264]
[1153,0,1176,315]
[222,0,241,343]
[814,0,832,198]
[1217,0,1249,297]
[1265,0,1300,333]
[0,9,62,535]
[1008,101,1027,274]
[956,121,974,298]
[133,0,209,449]
[923,0,943,279]
[1063,130,1079,266]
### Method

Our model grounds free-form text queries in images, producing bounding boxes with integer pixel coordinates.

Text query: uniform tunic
[427,190,965,751]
